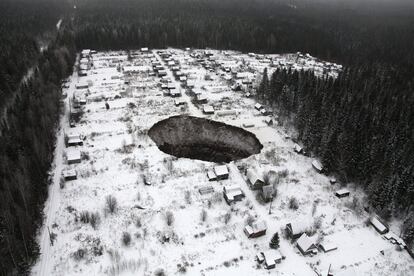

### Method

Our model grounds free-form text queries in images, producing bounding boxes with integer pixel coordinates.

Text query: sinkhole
[148,115,263,163]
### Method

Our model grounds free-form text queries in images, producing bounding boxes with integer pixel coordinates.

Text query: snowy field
[32,49,413,276]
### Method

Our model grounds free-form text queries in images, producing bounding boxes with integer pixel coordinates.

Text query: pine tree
[269,232,280,249]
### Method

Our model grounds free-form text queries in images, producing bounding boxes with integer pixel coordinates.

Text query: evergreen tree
[269,232,280,249]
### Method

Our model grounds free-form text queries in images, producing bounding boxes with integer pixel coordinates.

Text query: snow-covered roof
[336,188,350,196]
[312,160,323,171]
[62,169,77,178]
[297,233,316,253]
[66,149,81,161]
[246,169,263,185]
[288,221,309,236]
[370,217,388,233]
[214,165,228,177]
[262,250,282,267]
[203,105,215,114]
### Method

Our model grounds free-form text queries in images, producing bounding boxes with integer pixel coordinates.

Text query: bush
[154,268,167,276]
[80,211,91,224]
[105,195,118,214]
[288,197,299,210]
[165,211,174,226]
[122,232,132,246]
[90,212,100,229]
[224,212,232,224]
[73,248,86,261]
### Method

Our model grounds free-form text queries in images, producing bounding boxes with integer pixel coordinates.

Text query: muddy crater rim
[148,115,263,163]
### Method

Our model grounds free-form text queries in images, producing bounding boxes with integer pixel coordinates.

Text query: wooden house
[244,221,267,238]
[296,233,317,255]
[62,169,77,181]
[335,188,350,198]
[66,149,81,165]
[312,160,323,173]
[246,169,264,190]
[370,216,389,234]
[223,185,244,204]
[286,221,309,239]
[214,165,229,179]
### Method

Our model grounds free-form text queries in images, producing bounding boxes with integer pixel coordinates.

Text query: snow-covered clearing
[32,49,413,276]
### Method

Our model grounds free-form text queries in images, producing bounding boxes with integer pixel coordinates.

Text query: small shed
[242,122,255,128]
[66,149,81,165]
[62,169,77,181]
[293,143,303,154]
[244,221,267,238]
[261,250,283,269]
[223,185,244,204]
[203,104,215,114]
[158,70,167,77]
[286,221,309,239]
[75,82,89,89]
[246,169,265,190]
[254,103,263,111]
[196,94,208,103]
[214,165,229,179]
[312,160,323,173]
[329,177,337,184]
[260,109,269,116]
[319,241,338,253]
[335,188,350,198]
[170,89,181,97]
[216,110,237,117]
[174,99,186,106]
[370,216,389,234]
[296,233,317,255]
[199,186,214,195]
[206,170,217,181]
[264,117,273,126]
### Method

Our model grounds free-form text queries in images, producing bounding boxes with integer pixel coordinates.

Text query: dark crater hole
[148,115,263,163]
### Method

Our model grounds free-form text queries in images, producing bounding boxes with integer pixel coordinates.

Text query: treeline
[0,0,69,109]
[257,65,414,243]
[0,26,76,275]
[73,0,414,67]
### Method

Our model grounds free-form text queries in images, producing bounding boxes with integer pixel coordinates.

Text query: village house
[264,117,273,126]
[223,185,245,204]
[296,233,317,255]
[66,149,81,165]
[260,250,284,269]
[62,169,77,181]
[195,94,208,104]
[203,104,215,114]
[312,160,323,173]
[244,221,267,238]
[206,170,217,181]
[319,241,338,253]
[335,188,350,198]
[293,143,303,154]
[370,216,389,234]
[254,103,263,111]
[214,165,229,179]
[174,99,186,107]
[286,221,309,239]
[246,169,265,190]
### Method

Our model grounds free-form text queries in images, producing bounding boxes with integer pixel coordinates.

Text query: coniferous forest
[1,0,414,275]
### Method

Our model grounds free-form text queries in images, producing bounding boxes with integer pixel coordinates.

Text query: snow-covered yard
[32,49,413,276]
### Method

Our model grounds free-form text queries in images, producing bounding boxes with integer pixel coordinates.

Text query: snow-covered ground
[32,49,413,276]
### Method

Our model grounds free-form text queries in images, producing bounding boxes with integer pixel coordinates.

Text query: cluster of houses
[62,130,85,183]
